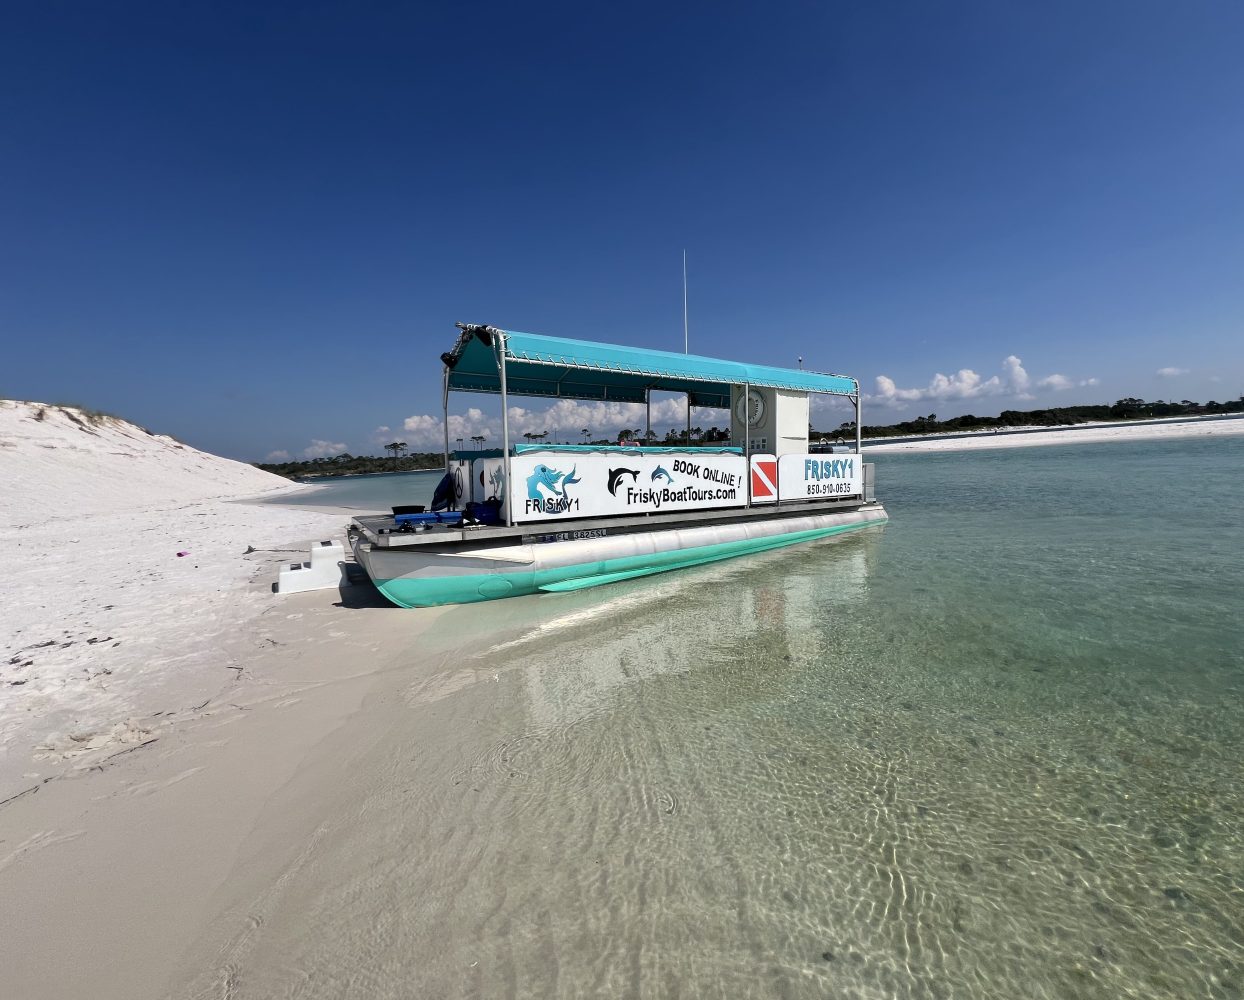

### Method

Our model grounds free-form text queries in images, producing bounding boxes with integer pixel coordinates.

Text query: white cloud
[369,425,398,446]
[1156,367,1189,377]
[810,394,857,418]
[872,356,1094,407]
[873,375,920,403]
[873,368,1002,405]
[302,439,347,459]
[1002,355,1031,397]
[1081,377,1100,387]
[507,398,723,437]
[400,399,730,447]
[449,408,497,443]
[265,449,290,462]
[507,400,651,438]
[401,413,442,444]
[402,407,497,448]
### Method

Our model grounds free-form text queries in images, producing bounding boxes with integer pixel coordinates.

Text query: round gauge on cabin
[734,390,766,428]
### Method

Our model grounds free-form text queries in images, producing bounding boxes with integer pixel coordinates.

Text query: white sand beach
[0,401,357,781]
[864,414,1244,452]
[0,401,437,998]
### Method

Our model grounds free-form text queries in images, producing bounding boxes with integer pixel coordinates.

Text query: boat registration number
[527,527,610,544]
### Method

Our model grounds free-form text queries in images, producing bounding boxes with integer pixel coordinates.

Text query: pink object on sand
[176,551,190,557]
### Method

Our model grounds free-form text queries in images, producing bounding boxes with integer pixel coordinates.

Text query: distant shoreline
[291,413,1244,468]
[865,412,1244,453]
[292,467,444,482]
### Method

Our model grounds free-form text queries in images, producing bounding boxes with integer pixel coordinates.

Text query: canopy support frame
[498,334,513,527]
[743,380,751,508]
[441,366,450,472]
[855,391,863,454]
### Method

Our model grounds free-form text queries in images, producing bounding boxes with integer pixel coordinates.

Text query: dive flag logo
[751,458,777,502]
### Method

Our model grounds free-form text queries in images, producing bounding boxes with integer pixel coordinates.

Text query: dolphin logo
[651,465,674,485]
[607,468,640,496]
[527,464,580,502]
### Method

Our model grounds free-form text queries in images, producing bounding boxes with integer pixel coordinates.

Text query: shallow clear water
[191,438,1244,999]
[266,468,444,508]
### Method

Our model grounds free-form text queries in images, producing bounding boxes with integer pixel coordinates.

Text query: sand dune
[0,401,345,783]
[0,400,297,517]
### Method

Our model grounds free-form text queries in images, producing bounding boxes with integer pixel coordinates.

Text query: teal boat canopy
[442,324,858,408]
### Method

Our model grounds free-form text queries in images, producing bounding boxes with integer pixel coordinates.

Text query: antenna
[682,249,688,354]
[683,250,691,441]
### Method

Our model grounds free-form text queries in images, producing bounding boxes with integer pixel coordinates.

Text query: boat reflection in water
[447,529,882,731]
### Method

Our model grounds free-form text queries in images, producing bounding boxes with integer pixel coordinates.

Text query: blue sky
[3,2,1241,460]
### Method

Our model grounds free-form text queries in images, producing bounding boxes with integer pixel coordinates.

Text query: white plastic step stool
[277,540,352,594]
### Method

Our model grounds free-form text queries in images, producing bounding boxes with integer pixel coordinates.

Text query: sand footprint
[124,766,204,798]
[0,829,85,873]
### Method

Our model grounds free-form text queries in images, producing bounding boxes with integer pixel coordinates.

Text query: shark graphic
[607,467,640,496]
[527,464,580,502]
[487,465,505,498]
[651,465,674,485]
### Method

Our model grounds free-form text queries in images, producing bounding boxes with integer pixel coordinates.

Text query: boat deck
[353,497,880,549]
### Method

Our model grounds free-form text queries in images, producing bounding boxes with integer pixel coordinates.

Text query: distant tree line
[814,396,1244,441]
[256,447,445,479]
[530,426,733,446]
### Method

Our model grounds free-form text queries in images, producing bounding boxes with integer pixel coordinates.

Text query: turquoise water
[196,438,1244,998]
[268,468,445,508]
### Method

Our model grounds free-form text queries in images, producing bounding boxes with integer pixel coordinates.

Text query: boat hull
[353,504,887,608]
